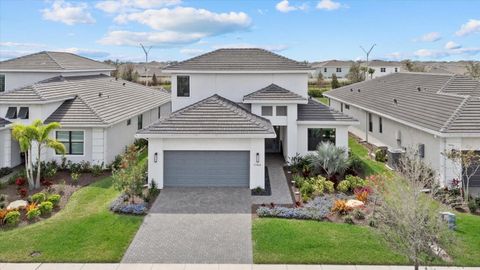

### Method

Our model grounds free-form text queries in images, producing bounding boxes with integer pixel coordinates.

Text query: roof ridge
[44,51,64,70]
[214,95,272,131]
[74,94,108,124]
[440,96,471,133]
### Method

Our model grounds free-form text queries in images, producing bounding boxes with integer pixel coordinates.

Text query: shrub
[38,201,53,215]
[18,188,28,198]
[348,154,364,175]
[0,167,13,178]
[468,200,478,213]
[288,153,310,175]
[26,208,41,220]
[292,174,305,188]
[112,145,147,203]
[375,148,387,162]
[307,88,324,98]
[0,194,6,209]
[47,194,61,206]
[331,199,352,215]
[31,192,46,204]
[311,176,335,195]
[344,215,355,224]
[79,161,92,173]
[91,163,104,176]
[353,209,366,220]
[0,209,9,222]
[337,180,350,193]
[110,155,122,171]
[15,178,26,186]
[4,211,20,226]
[134,138,148,149]
[345,175,366,189]
[110,193,148,215]
[71,172,81,184]
[308,142,350,179]
[300,181,314,202]
[68,162,82,174]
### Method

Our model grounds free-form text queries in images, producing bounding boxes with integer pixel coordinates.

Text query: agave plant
[308,141,350,180]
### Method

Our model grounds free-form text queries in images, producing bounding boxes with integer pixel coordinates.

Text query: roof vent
[357,89,361,92]
[393,98,398,105]
[122,82,126,86]
[115,77,118,81]
[417,87,421,91]
[98,92,103,97]
[350,88,353,92]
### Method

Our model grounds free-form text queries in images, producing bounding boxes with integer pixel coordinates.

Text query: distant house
[0,51,171,168]
[367,60,402,79]
[311,60,355,81]
[324,72,480,194]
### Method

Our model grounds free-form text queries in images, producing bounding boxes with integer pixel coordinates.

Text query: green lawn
[0,177,144,262]
[253,214,480,266]
[349,136,392,177]
[316,97,329,105]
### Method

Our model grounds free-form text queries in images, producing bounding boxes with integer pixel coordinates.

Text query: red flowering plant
[15,178,26,187]
[18,188,28,198]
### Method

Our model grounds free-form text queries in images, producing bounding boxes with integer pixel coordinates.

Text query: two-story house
[137,48,358,189]
[0,51,171,169]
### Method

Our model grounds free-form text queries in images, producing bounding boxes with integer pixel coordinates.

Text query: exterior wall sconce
[256,153,260,163]
[154,152,158,163]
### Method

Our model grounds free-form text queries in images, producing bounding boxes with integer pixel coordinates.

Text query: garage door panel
[164,151,250,187]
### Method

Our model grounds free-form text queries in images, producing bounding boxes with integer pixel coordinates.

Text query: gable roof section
[0,51,114,71]
[0,118,11,128]
[138,94,275,137]
[1,75,172,127]
[298,99,358,123]
[243,84,307,103]
[164,48,311,72]
[324,72,480,135]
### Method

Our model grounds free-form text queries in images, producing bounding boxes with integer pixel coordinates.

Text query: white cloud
[180,48,206,56]
[415,32,441,42]
[60,48,110,59]
[455,19,480,36]
[0,42,46,48]
[213,43,289,52]
[385,52,402,60]
[316,0,343,10]
[414,47,480,59]
[96,0,181,13]
[98,30,205,46]
[41,0,95,25]
[444,41,461,50]
[275,0,308,13]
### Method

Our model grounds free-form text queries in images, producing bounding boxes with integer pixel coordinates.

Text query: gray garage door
[164,151,250,187]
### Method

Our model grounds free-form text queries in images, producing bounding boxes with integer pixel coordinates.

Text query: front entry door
[265,126,282,153]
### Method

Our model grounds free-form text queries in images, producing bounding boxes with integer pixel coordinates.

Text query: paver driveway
[122,188,252,264]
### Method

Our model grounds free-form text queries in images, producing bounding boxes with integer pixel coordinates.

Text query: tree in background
[403,60,426,72]
[347,62,364,83]
[360,66,368,80]
[151,73,158,86]
[133,71,140,83]
[121,64,136,82]
[465,61,480,80]
[12,120,65,189]
[331,74,340,89]
[373,151,454,270]
[368,68,375,79]
[316,72,324,87]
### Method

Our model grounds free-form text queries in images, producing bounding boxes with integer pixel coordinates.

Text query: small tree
[368,68,375,79]
[112,145,146,203]
[465,61,480,80]
[347,62,364,83]
[12,120,65,189]
[316,72,324,87]
[151,73,158,86]
[374,151,454,270]
[308,141,349,180]
[331,74,340,89]
[444,149,480,203]
[121,64,135,82]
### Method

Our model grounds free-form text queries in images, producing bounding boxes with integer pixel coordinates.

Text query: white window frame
[55,130,86,157]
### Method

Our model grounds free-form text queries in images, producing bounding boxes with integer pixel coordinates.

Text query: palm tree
[368,68,375,79]
[12,120,65,189]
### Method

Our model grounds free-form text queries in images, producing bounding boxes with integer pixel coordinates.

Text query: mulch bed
[0,171,110,229]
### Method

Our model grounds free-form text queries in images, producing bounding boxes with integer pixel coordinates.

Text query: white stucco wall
[320,66,350,80]
[170,73,309,111]
[0,101,65,126]
[369,66,401,79]
[0,129,9,168]
[1,71,111,92]
[147,138,266,189]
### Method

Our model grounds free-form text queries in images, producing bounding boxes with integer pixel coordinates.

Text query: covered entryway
[164,151,250,187]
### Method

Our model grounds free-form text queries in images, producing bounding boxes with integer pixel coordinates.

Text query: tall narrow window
[340,103,344,112]
[56,131,84,155]
[368,113,373,132]
[379,116,383,133]
[177,76,190,97]
[137,114,143,130]
[5,107,17,119]
[324,67,327,72]
[394,67,398,72]
[18,107,29,119]
[0,74,5,92]
[158,106,161,119]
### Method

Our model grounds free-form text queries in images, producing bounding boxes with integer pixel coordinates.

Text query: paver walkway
[122,188,252,264]
[252,154,294,205]
[1,264,478,270]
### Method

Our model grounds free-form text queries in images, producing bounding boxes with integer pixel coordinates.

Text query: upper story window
[18,107,29,119]
[137,114,143,130]
[0,74,5,92]
[5,107,17,119]
[261,106,273,116]
[276,106,287,116]
[324,68,327,72]
[380,68,386,72]
[336,68,342,72]
[177,76,190,97]
[56,131,84,155]
[308,128,336,151]
[394,67,398,72]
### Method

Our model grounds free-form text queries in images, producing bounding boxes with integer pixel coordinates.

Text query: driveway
[122,188,252,264]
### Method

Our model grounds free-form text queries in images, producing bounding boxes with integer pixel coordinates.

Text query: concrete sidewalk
[0,264,478,270]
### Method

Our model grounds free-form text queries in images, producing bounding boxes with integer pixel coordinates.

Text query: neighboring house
[0,51,171,168]
[137,48,358,189]
[311,60,354,81]
[324,72,480,190]
[367,60,401,79]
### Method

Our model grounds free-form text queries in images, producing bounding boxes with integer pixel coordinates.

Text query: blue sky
[0,0,479,62]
